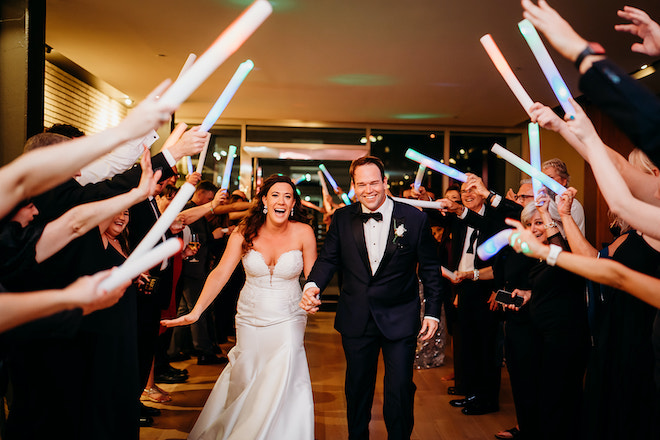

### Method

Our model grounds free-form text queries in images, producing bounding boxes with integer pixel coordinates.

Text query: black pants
[341,316,417,440]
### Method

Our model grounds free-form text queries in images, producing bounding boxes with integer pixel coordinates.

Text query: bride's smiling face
[262,182,295,223]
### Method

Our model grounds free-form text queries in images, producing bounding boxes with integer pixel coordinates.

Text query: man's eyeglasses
[515,194,534,201]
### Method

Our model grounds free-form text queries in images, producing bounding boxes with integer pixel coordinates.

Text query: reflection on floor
[140,311,516,440]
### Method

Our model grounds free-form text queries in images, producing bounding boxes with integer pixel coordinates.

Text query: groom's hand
[300,286,321,314]
[418,318,438,341]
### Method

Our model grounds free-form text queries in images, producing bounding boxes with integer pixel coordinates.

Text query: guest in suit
[301,155,442,440]
[439,174,521,415]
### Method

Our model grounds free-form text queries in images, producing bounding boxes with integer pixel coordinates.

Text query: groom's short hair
[350,155,385,181]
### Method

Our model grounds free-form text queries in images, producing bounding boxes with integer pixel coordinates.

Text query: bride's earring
[290,207,294,217]
[263,206,268,214]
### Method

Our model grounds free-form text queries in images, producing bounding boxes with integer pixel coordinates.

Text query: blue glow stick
[340,193,352,205]
[318,164,339,191]
[221,145,237,190]
[518,19,575,117]
[413,164,426,190]
[186,157,194,175]
[528,122,543,197]
[405,148,467,182]
[199,60,254,132]
[294,173,311,185]
[347,187,355,200]
[477,229,514,261]
[491,143,566,195]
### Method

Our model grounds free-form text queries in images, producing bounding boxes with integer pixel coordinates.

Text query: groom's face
[353,163,387,212]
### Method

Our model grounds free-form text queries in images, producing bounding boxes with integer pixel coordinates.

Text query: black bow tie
[360,212,383,223]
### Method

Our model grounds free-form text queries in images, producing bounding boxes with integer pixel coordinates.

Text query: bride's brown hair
[239,175,310,253]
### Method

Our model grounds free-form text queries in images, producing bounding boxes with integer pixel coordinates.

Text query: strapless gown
[188,249,314,440]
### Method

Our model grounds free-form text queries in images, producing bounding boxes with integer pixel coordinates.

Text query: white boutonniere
[393,220,407,243]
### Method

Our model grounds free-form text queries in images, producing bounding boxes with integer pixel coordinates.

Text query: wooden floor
[141,311,516,440]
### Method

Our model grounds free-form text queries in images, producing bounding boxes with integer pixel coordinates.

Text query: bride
[162,175,317,440]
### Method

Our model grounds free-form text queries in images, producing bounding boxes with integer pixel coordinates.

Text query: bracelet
[210,203,215,214]
[546,244,563,266]
[544,222,558,230]
[575,42,606,70]
[486,191,496,205]
[473,268,480,281]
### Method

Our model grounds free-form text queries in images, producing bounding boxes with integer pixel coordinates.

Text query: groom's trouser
[341,316,417,440]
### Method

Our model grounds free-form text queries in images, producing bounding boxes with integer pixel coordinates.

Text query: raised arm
[0,270,129,334]
[615,6,660,56]
[556,188,597,256]
[160,230,244,327]
[506,218,660,309]
[0,80,175,219]
[35,151,161,262]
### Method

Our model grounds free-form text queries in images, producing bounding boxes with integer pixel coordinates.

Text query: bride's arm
[301,223,318,279]
[161,230,244,327]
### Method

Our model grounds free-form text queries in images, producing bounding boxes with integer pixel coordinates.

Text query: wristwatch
[486,191,497,206]
[545,244,563,266]
[575,42,605,70]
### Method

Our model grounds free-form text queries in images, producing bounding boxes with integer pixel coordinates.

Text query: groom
[301,155,443,439]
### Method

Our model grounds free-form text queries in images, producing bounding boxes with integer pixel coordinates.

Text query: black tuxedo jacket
[307,198,443,340]
[448,198,522,272]
[580,59,660,167]
[32,152,174,222]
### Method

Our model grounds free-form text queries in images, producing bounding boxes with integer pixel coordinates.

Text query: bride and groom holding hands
[162,155,443,440]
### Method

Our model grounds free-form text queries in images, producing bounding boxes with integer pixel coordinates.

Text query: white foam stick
[480,34,534,116]
[99,238,183,292]
[441,266,458,282]
[220,145,237,190]
[413,164,426,190]
[125,182,196,264]
[477,229,514,261]
[528,122,543,197]
[199,60,254,132]
[176,53,197,80]
[392,197,445,210]
[158,0,272,108]
[518,19,575,117]
[491,143,566,195]
[195,136,212,174]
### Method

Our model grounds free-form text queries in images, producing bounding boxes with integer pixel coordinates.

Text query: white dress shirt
[362,197,393,275]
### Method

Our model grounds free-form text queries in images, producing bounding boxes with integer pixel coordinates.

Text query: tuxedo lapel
[374,201,400,278]
[350,207,371,274]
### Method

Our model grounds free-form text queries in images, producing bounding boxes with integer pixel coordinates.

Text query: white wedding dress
[188,249,314,440]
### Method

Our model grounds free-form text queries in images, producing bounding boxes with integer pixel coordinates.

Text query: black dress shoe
[167,364,189,375]
[140,402,161,417]
[447,386,465,396]
[168,352,191,362]
[461,401,499,415]
[449,395,477,407]
[197,354,229,365]
[154,371,187,384]
[139,415,153,427]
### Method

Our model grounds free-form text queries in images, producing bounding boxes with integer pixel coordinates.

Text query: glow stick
[491,144,566,195]
[340,193,352,205]
[125,182,196,264]
[347,186,355,200]
[186,157,194,174]
[518,19,575,117]
[294,173,311,185]
[317,171,329,195]
[405,148,467,182]
[480,34,534,116]
[176,54,197,80]
[158,0,272,107]
[221,145,237,190]
[195,136,211,174]
[528,122,543,197]
[392,197,444,210]
[477,229,514,261]
[99,238,183,292]
[199,60,254,132]
[318,164,339,192]
[413,164,426,190]
[441,266,458,282]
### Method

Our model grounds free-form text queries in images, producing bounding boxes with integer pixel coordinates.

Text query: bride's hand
[299,286,321,314]
[160,312,199,327]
